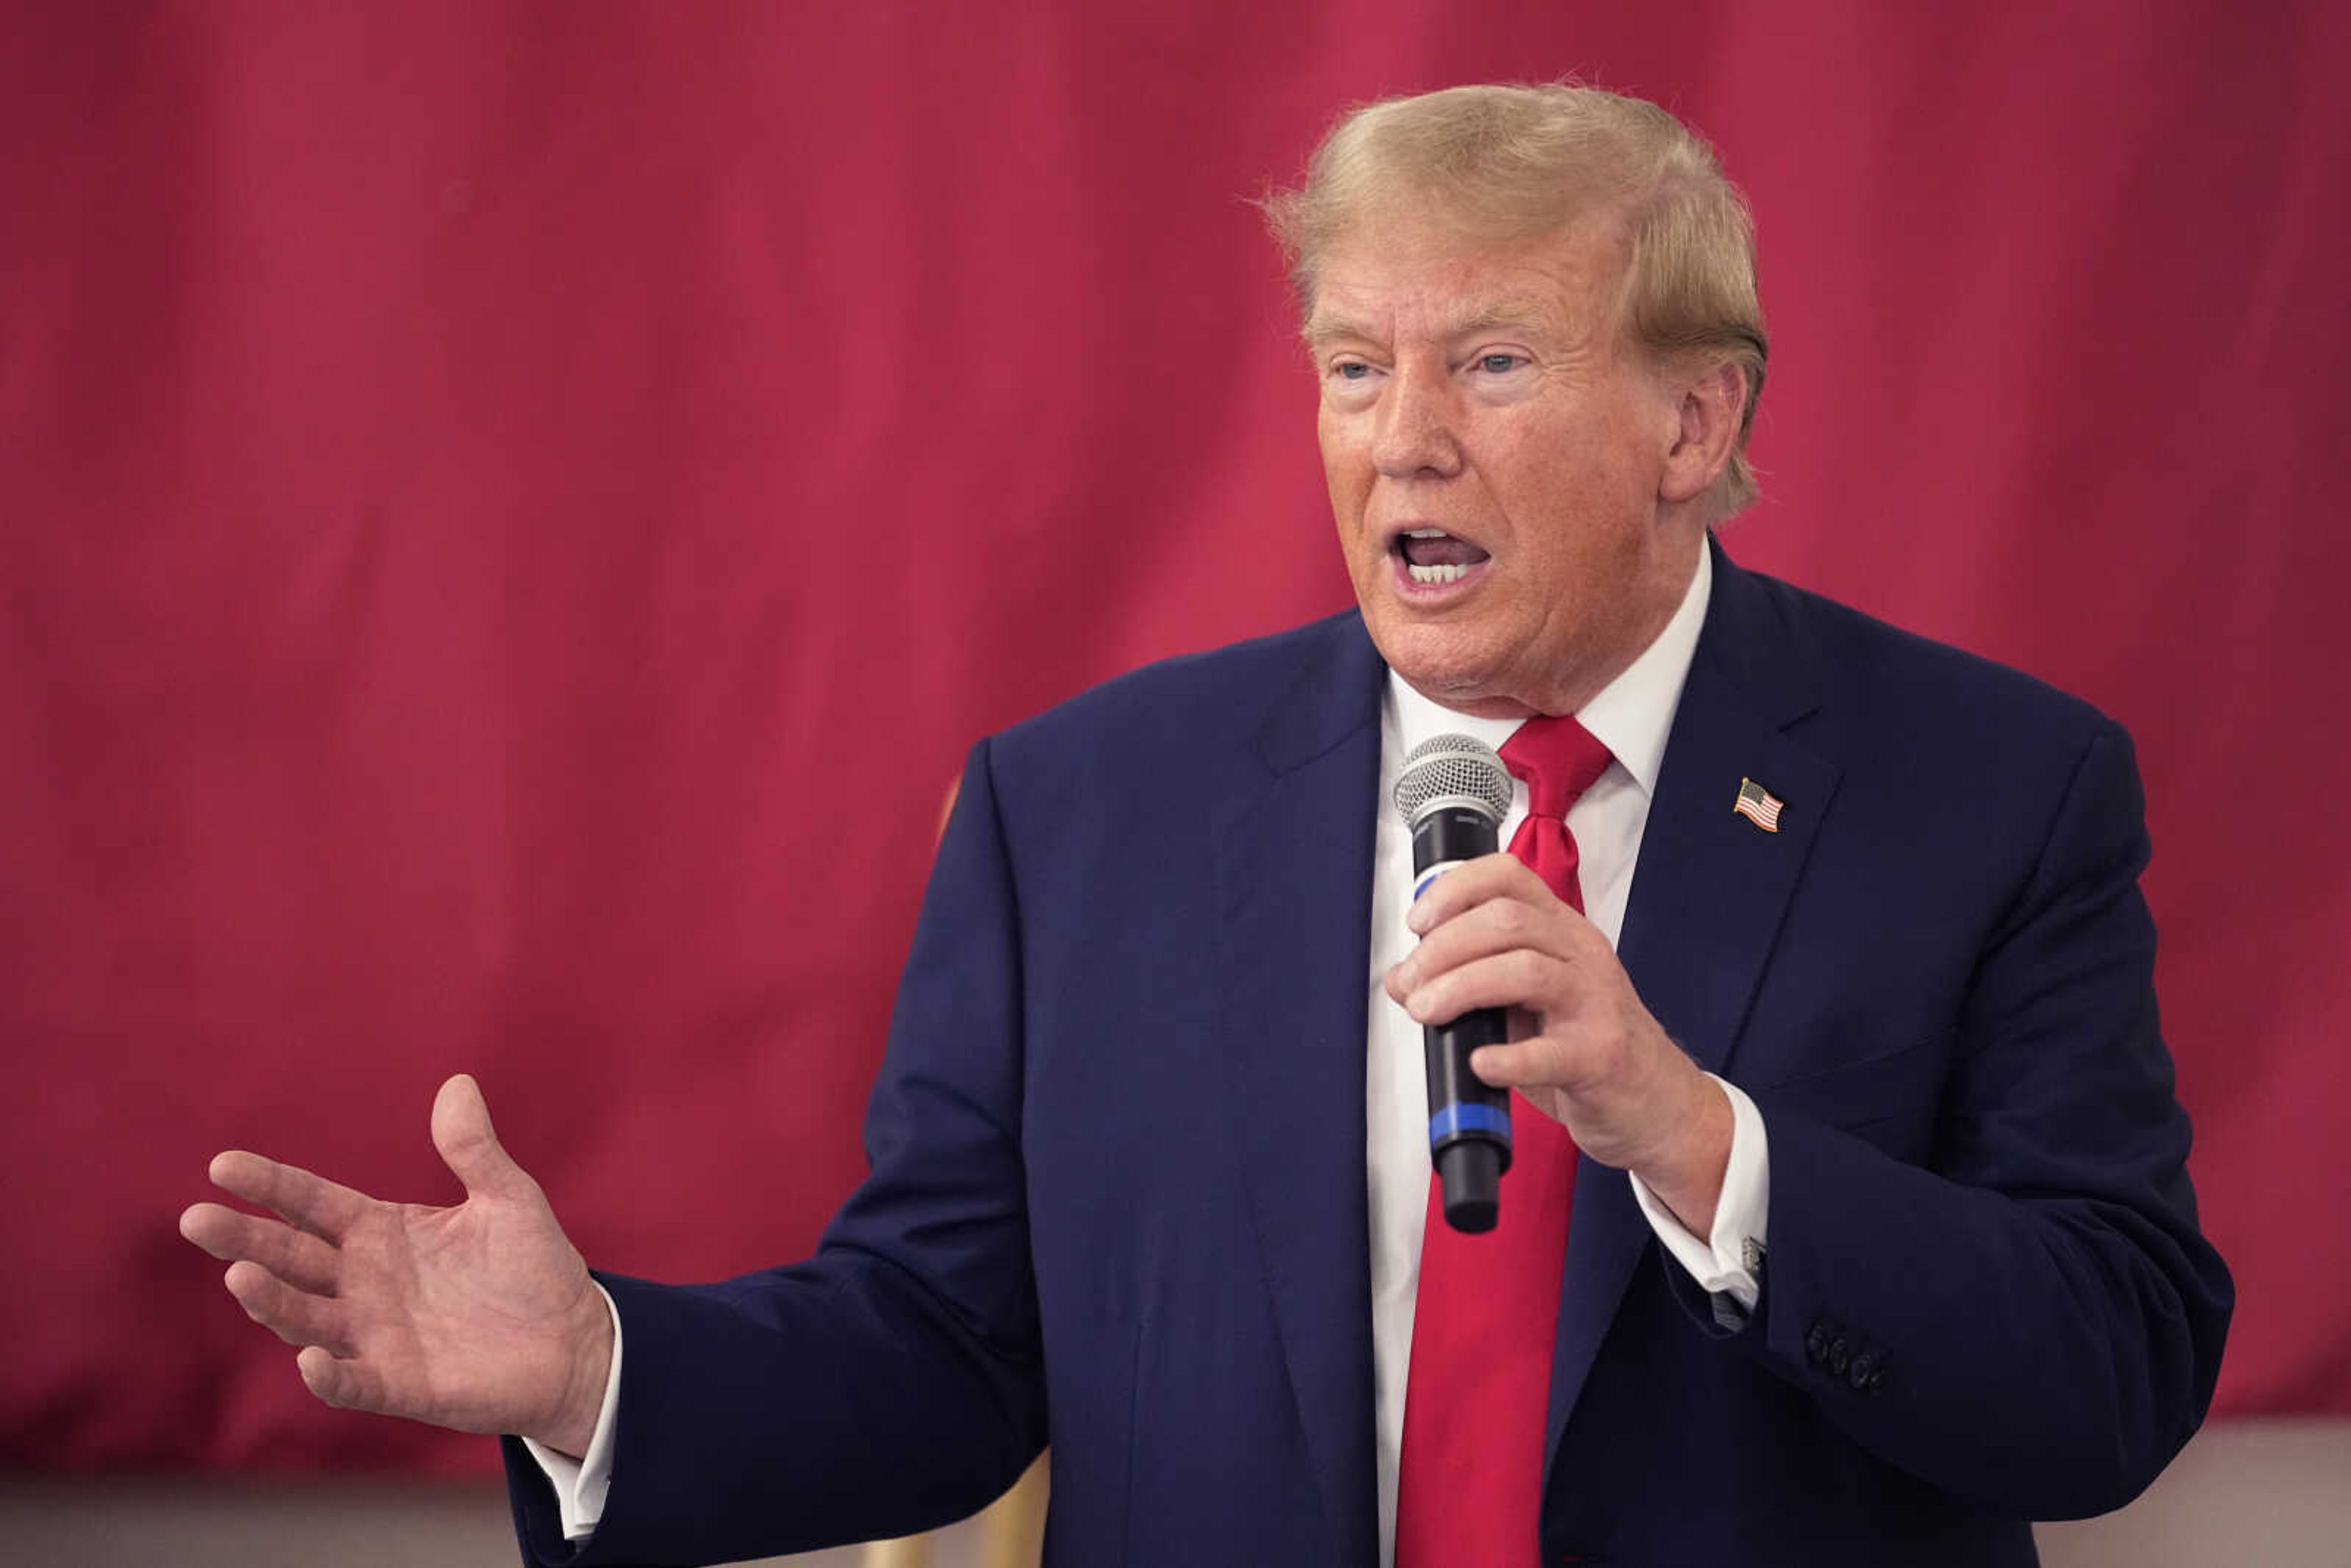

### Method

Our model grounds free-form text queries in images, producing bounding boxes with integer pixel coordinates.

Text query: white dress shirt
[1365,544,1768,1566]
[536,546,1771,1551]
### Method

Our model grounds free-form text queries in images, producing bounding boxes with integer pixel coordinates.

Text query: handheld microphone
[1392,733,1515,1233]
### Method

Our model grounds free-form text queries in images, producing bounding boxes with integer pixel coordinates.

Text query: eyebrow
[1302,296,1565,351]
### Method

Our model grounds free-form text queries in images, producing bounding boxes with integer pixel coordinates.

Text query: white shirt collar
[1384,541,1713,795]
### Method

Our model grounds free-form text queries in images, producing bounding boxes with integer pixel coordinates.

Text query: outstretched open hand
[179,1074,613,1457]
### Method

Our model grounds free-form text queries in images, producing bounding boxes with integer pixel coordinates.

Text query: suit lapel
[1201,569,1842,1536]
[1545,544,1842,1469]
[1210,614,1387,1566]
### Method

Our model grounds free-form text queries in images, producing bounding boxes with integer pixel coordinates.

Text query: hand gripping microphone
[1392,733,1517,1233]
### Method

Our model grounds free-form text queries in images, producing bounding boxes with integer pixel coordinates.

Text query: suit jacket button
[1860,1364,1888,1397]
[1805,1321,1831,1362]
[1825,1337,1850,1376]
[1847,1352,1877,1390]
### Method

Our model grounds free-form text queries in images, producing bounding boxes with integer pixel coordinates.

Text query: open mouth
[1393,527,1491,585]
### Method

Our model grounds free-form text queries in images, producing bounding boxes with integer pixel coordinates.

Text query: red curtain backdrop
[2,2,2343,1475]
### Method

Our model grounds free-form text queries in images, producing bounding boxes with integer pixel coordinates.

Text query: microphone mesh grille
[1393,733,1512,826]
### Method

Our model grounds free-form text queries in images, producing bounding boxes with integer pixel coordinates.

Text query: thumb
[430,1073,531,1201]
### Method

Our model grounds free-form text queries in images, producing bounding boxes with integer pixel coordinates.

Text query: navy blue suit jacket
[508,545,2230,1567]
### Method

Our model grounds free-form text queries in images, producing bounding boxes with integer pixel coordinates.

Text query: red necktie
[1394,714,1613,1568]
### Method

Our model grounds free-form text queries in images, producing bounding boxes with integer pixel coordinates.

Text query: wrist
[1633,1075,1733,1237]
[532,1281,616,1458]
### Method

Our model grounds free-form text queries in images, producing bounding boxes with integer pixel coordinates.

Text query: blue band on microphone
[1428,1103,1512,1147]
[1412,860,1468,901]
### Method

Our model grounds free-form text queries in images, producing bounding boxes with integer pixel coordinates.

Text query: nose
[1371,361,1463,480]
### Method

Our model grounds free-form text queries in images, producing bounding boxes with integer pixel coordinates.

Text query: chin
[1377,638,1518,715]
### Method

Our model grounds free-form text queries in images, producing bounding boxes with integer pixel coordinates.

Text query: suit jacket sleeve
[1665,715,2231,1521]
[503,735,1050,1566]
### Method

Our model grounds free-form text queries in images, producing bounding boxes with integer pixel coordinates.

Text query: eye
[1475,353,1526,375]
[1333,361,1373,381]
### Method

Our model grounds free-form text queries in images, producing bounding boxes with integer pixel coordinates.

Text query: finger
[298,1345,484,1431]
[430,1073,533,1203]
[181,1202,343,1294]
[1468,1033,1583,1090]
[1405,852,1550,934]
[1398,948,1570,1033]
[1390,895,1587,1003]
[296,1343,387,1414]
[223,1260,351,1354]
[207,1150,374,1243]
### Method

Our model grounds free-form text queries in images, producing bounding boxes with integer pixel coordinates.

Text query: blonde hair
[1262,82,1769,516]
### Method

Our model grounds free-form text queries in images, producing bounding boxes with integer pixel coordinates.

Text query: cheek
[1319,448,1376,535]
[1515,433,1651,538]
[1319,460,1359,525]
[1316,405,1357,476]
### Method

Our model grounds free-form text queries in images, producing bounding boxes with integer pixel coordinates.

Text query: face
[1308,213,1708,718]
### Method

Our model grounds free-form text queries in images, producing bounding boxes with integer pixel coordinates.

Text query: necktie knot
[1499,713,1612,821]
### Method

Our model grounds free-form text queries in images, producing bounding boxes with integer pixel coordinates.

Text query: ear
[1657,362,1747,507]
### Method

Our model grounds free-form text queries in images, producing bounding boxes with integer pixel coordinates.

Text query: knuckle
[1495,950,1547,997]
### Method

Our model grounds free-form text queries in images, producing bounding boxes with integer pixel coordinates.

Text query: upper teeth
[1404,528,1449,539]
[1408,563,1470,584]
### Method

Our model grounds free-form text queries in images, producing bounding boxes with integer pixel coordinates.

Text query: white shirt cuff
[1629,1075,1768,1314]
[520,1281,623,1542]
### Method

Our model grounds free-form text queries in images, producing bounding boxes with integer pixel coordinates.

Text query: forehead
[1302,211,1630,347]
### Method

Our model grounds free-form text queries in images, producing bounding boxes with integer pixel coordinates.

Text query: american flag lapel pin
[1733,777,1784,833]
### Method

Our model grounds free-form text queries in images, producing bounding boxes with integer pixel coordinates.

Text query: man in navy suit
[184,84,2230,1565]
